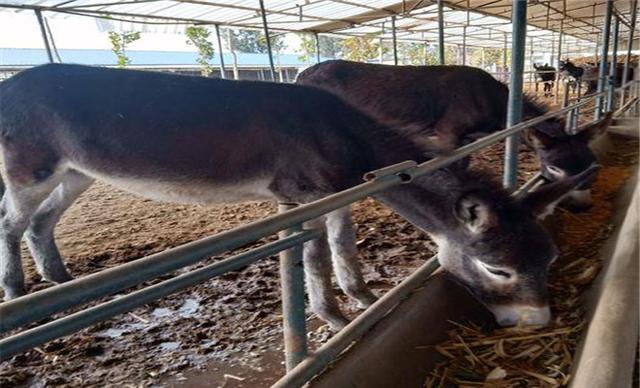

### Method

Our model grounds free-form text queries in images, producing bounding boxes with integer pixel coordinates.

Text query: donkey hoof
[355,292,378,310]
[328,317,350,332]
[3,287,27,301]
[43,270,74,284]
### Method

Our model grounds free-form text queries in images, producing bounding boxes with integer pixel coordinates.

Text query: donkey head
[375,166,598,327]
[524,113,611,212]
[444,166,599,326]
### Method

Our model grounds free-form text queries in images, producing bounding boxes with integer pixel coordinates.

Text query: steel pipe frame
[503,0,527,191]
[391,15,398,65]
[314,32,321,63]
[437,0,445,64]
[606,16,619,112]
[214,24,226,79]
[596,0,614,119]
[258,0,276,82]
[271,256,441,388]
[554,19,563,105]
[621,0,638,107]
[34,9,53,63]
[0,229,321,360]
[278,204,308,371]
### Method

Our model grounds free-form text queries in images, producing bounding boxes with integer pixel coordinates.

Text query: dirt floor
[0,90,591,387]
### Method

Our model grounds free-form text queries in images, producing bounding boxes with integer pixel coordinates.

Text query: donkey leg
[0,179,61,300]
[24,171,94,284]
[303,217,349,331]
[326,207,377,309]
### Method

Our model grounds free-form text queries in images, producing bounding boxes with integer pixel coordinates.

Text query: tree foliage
[108,31,141,68]
[297,34,344,62]
[341,36,380,62]
[185,26,215,76]
[397,42,425,65]
[224,29,285,54]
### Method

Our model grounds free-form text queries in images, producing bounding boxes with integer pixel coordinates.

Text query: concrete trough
[307,132,639,388]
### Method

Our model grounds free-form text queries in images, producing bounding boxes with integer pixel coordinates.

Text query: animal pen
[0,1,638,387]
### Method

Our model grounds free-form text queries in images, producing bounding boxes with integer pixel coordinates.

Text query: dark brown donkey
[297,60,611,212]
[0,64,594,329]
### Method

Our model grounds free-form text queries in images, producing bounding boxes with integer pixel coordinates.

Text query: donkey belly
[72,165,274,205]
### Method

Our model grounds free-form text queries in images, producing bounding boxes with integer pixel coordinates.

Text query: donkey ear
[576,112,612,142]
[520,164,600,218]
[455,194,498,234]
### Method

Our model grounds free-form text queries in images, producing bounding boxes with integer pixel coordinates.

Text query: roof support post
[596,0,614,119]
[503,32,508,82]
[391,15,398,65]
[34,9,53,63]
[258,0,276,81]
[437,0,445,65]
[554,19,563,105]
[214,24,226,79]
[462,26,467,65]
[621,0,637,106]
[503,0,527,191]
[314,32,321,63]
[606,16,619,112]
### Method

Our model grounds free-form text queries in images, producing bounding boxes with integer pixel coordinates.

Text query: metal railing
[0,78,638,385]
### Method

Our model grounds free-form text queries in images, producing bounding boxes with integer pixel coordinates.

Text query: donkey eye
[486,268,512,279]
[477,261,514,280]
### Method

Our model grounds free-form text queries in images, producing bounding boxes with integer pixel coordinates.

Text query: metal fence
[0,76,638,385]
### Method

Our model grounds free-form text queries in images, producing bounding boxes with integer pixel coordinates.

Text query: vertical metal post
[278,203,308,371]
[572,81,581,131]
[462,26,467,65]
[437,0,445,64]
[503,32,508,82]
[258,0,276,81]
[391,15,398,65]
[34,9,53,63]
[529,36,534,93]
[503,0,527,190]
[214,24,226,79]
[621,0,638,106]
[607,16,619,112]
[596,0,613,119]
[550,33,555,71]
[314,32,321,63]
[554,19,563,104]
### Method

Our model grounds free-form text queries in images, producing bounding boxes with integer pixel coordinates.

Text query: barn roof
[0,1,636,52]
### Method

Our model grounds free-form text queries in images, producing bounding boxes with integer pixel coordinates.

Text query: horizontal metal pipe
[0,175,399,334]
[272,256,441,388]
[513,172,545,199]
[0,90,609,334]
[0,229,321,360]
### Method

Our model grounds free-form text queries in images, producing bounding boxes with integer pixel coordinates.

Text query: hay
[425,138,638,388]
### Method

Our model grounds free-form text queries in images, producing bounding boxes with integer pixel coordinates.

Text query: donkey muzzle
[489,304,551,327]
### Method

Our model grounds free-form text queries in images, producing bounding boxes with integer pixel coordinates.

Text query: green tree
[341,35,380,62]
[108,31,141,68]
[185,25,215,76]
[398,42,424,65]
[297,34,343,62]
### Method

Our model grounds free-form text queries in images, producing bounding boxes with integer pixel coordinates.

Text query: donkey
[533,63,556,98]
[559,60,599,94]
[297,60,611,211]
[0,64,593,329]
